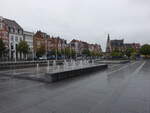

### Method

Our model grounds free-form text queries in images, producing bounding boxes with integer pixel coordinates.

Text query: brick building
[33,31,67,58]
[70,39,102,56]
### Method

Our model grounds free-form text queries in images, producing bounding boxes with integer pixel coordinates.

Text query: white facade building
[1,17,24,61]
[23,31,34,60]
[9,32,24,60]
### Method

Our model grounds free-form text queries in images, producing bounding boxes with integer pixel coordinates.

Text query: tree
[61,49,65,55]
[111,49,124,58]
[57,49,61,56]
[140,44,150,57]
[36,44,46,58]
[17,40,29,59]
[0,38,6,58]
[50,49,56,55]
[125,48,136,58]
[82,49,90,57]
[95,52,102,57]
[70,49,76,58]
[64,48,70,58]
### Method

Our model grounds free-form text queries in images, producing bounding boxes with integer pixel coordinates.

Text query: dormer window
[13,28,15,33]
[18,29,20,34]
[11,36,14,42]
[8,27,11,32]
[10,28,15,33]
[0,23,2,29]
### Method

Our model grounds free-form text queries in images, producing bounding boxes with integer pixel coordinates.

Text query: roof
[110,39,124,46]
[24,31,34,36]
[34,31,49,38]
[124,43,141,48]
[3,18,23,30]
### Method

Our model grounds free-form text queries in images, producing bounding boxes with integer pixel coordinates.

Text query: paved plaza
[0,60,150,113]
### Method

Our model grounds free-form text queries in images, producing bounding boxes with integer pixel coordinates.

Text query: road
[0,60,150,113]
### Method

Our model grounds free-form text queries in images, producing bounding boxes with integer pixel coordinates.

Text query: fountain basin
[45,64,108,82]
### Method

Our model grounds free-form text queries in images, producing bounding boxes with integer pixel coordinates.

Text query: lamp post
[69,43,72,60]
[55,38,58,60]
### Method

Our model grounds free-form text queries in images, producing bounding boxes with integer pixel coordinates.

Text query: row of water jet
[63,59,92,71]
[45,59,96,74]
[47,60,50,73]
[36,63,39,72]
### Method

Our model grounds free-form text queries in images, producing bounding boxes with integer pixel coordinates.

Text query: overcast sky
[0,0,150,50]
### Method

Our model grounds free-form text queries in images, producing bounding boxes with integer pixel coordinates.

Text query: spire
[106,34,111,53]
[107,34,110,42]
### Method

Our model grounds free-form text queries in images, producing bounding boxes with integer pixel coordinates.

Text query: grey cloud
[0,0,150,51]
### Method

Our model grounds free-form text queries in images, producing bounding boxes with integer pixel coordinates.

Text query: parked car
[47,55,55,60]
[39,56,47,60]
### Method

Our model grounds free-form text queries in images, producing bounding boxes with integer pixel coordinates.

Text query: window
[20,37,23,41]
[11,36,14,42]
[18,29,20,34]
[19,30,22,34]
[15,36,18,42]
[8,27,11,32]
[13,28,15,33]
[16,44,18,50]
[0,23,2,29]
[10,28,13,33]
[11,44,13,49]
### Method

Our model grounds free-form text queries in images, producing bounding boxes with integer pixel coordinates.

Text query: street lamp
[69,43,72,60]
[55,38,58,60]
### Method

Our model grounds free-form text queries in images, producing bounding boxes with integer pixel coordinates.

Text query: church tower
[106,34,111,53]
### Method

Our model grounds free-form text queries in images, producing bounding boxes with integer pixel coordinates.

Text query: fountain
[57,65,60,72]
[85,60,89,66]
[71,59,76,69]
[36,63,39,74]
[79,60,83,68]
[92,59,95,65]
[47,60,50,72]
[11,63,16,78]
[64,60,69,70]
[53,60,56,66]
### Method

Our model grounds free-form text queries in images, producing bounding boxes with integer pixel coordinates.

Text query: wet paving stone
[0,60,150,113]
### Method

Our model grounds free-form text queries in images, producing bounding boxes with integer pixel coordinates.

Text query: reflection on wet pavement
[0,60,150,113]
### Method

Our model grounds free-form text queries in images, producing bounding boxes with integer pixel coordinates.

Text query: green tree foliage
[61,49,65,55]
[64,48,70,57]
[82,49,90,56]
[0,39,6,58]
[111,49,124,57]
[63,48,76,58]
[50,49,56,55]
[71,49,76,57]
[17,40,29,54]
[125,48,136,58]
[57,50,61,56]
[36,44,45,57]
[140,44,150,56]
[95,52,102,57]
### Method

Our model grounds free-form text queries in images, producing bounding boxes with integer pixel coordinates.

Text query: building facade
[33,31,67,58]
[70,39,102,56]
[124,43,141,52]
[0,16,9,60]
[89,44,102,53]
[23,31,34,59]
[106,34,141,53]
[33,31,48,57]
[70,39,82,55]
[0,16,24,60]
